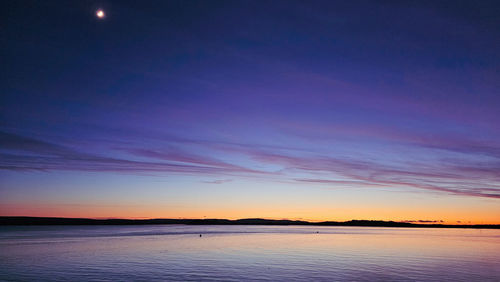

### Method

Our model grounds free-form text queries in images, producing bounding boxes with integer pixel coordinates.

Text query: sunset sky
[1,1,499,224]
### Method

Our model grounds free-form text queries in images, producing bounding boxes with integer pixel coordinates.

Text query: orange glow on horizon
[1,202,499,225]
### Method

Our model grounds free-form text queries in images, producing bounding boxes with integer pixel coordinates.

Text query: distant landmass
[0,217,499,229]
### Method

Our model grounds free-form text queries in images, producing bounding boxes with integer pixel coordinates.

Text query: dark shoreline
[1,217,499,229]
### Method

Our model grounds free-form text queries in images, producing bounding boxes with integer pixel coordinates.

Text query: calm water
[0,225,499,281]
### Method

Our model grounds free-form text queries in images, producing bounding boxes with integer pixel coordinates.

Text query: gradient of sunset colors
[1,1,499,224]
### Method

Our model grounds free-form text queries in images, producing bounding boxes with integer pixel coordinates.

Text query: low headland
[1,217,499,229]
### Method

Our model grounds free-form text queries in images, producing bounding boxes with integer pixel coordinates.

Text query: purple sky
[1,1,499,222]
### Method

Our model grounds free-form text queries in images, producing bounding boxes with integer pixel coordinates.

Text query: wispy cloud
[122,148,260,174]
[2,130,500,199]
[274,119,500,160]
[202,179,233,184]
[401,220,444,223]
[234,146,500,199]
[0,131,264,175]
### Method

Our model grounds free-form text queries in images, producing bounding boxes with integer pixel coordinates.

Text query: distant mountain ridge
[0,217,499,229]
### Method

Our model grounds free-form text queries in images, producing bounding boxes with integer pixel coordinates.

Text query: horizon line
[1,216,499,228]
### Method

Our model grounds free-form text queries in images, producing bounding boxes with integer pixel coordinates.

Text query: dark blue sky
[1,1,499,222]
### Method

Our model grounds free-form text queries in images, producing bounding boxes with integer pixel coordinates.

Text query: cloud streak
[2,130,500,199]
[202,179,233,184]
[401,220,444,223]
[0,131,265,176]
[234,146,500,199]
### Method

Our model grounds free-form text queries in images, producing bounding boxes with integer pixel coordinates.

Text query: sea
[0,225,499,281]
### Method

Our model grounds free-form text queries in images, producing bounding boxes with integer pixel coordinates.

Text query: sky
[1,0,500,224]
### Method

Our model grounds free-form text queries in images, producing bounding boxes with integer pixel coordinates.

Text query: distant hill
[0,216,498,229]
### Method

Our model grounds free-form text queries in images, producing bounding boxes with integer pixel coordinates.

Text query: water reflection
[1,226,499,281]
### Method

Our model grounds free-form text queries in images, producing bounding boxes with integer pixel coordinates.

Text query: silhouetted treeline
[0,217,498,229]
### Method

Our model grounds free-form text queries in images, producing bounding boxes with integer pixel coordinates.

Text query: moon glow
[96,10,105,19]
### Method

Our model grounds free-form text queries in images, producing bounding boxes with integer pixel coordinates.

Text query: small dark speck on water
[200,234,202,237]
